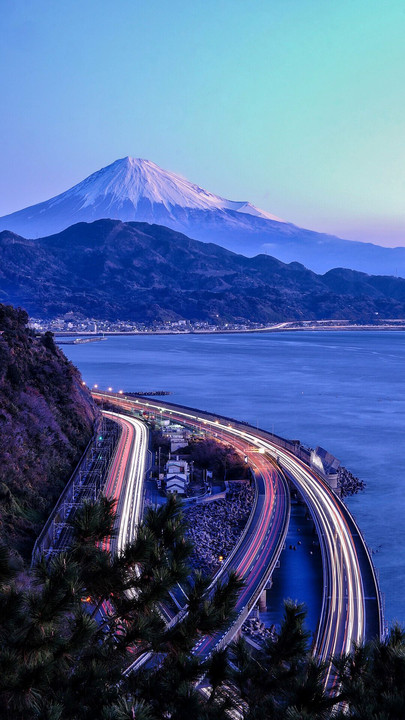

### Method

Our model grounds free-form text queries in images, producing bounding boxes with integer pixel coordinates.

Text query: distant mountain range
[1,219,405,324]
[1,157,404,277]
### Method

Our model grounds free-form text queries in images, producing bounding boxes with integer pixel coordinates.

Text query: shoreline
[51,322,405,338]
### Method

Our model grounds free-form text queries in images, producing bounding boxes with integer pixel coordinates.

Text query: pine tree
[2,497,404,720]
[0,495,243,719]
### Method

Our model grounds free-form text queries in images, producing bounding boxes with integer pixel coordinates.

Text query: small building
[166,474,187,494]
[170,437,188,452]
[164,457,190,495]
[162,423,190,440]
[310,446,340,490]
[165,458,190,481]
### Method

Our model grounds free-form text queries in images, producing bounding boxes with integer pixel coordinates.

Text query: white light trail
[96,394,373,682]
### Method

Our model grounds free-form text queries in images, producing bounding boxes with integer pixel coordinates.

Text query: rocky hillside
[0,304,99,561]
[2,220,405,323]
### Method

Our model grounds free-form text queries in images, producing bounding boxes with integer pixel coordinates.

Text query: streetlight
[108,387,113,392]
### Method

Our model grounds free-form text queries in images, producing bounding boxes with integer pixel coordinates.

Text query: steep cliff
[0,304,99,560]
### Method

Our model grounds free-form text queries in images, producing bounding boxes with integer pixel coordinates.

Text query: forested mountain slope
[0,304,99,560]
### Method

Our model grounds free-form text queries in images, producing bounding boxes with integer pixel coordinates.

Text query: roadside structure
[165,457,190,494]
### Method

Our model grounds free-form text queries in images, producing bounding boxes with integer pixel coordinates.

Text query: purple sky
[1,1,405,247]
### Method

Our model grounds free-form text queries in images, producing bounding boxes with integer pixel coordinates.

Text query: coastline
[52,321,405,338]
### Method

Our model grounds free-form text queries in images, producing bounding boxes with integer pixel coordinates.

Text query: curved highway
[101,411,148,554]
[94,392,382,678]
[193,443,289,660]
[94,395,290,663]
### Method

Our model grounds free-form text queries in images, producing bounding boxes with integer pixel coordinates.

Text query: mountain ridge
[1,158,405,277]
[63,156,282,219]
[1,219,405,324]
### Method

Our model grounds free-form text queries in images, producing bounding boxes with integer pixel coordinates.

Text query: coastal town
[29,315,405,336]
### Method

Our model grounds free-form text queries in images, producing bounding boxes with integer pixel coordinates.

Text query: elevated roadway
[94,393,290,663]
[193,440,290,660]
[94,392,382,676]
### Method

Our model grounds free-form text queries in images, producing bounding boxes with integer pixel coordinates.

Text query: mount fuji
[1,156,405,277]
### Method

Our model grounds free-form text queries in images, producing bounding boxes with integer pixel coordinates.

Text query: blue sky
[1,0,405,246]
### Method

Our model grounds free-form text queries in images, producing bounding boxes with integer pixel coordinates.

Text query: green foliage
[184,437,248,479]
[0,494,404,720]
[227,602,329,719]
[334,625,405,719]
[0,496,243,719]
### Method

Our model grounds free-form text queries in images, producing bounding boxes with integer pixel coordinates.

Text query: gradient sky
[1,0,405,246]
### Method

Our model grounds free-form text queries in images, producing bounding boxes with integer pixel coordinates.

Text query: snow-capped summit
[0,157,282,241]
[62,156,282,220]
[1,157,405,276]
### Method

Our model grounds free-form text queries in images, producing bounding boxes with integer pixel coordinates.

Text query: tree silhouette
[1,499,404,720]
